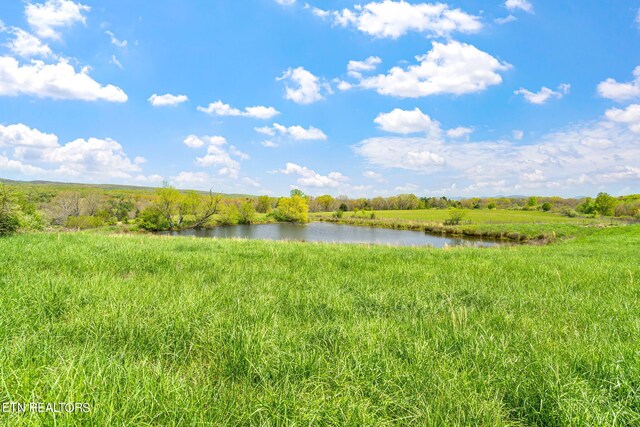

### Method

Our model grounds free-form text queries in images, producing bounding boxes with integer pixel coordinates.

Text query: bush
[561,208,578,218]
[0,184,22,236]
[332,210,344,219]
[138,206,170,231]
[218,203,239,226]
[66,216,104,229]
[274,195,309,223]
[445,208,467,225]
[541,202,553,212]
[238,201,257,225]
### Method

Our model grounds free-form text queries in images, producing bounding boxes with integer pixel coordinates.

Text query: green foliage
[527,196,538,207]
[0,184,21,235]
[218,203,239,226]
[256,195,273,214]
[541,202,552,212]
[274,195,309,223]
[332,209,344,219]
[138,206,171,231]
[487,202,497,210]
[315,194,335,212]
[577,197,597,215]
[445,207,468,225]
[594,192,617,216]
[66,215,104,229]
[290,188,305,198]
[238,201,257,225]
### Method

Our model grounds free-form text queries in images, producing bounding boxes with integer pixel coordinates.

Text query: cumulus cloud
[0,56,127,102]
[26,0,90,40]
[597,66,640,102]
[347,56,382,78]
[605,104,640,133]
[275,0,296,5]
[505,0,533,13]
[172,171,212,188]
[255,123,327,140]
[148,93,189,107]
[0,123,145,180]
[182,135,248,179]
[278,67,328,104]
[280,163,349,188]
[354,111,640,195]
[495,15,517,24]
[4,28,54,58]
[446,127,473,139]
[359,41,511,98]
[374,108,441,134]
[197,100,279,119]
[363,170,387,182]
[515,83,570,104]
[314,0,482,39]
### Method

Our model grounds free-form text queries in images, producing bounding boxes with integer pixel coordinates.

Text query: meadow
[1,223,639,425]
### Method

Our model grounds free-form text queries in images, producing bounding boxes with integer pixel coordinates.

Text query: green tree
[274,195,309,223]
[290,189,305,198]
[315,194,335,212]
[446,208,468,225]
[594,192,617,216]
[140,184,221,230]
[527,196,538,208]
[218,202,239,226]
[0,184,21,235]
[541,202,553,212]
[256,195,273,214]
[238,200,257,224]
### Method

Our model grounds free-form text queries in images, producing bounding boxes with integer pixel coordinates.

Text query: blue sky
[0,0,639,197]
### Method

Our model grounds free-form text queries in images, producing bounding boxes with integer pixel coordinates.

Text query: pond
[163,222,501,248]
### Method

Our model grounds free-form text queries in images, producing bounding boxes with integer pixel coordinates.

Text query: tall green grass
[1,227,639,425]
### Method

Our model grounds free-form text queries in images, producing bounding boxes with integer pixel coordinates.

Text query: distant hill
[0,178,255,198]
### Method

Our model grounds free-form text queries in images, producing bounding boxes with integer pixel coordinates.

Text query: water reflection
[163,222,500,248]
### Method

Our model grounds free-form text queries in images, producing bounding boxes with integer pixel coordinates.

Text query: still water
[164,222,500,248]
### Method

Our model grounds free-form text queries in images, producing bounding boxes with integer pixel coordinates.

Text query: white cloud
[354,111,640,195]
[0,123,144,180]
[359,41,511,98]
[597,66,640,102]
[256,123,327,140]
[4,28,53,58]
[505,0,533,13]
[320,1,482,39]
[0,56,127,102]
[363,170,387,182]
[280,163,349,188]
[495,15,517,24]
[605,104,640,133]
[110,55,122,69]
[183,135,247,179]
[172,171,212,188]
[148,93,189,107]
[374,108,441,135]
[260,140,278,148]
[105,30,127,48]
[197,100,279,119]
[135,174,164,184]
[275,0,296,5]
[515,83,570,104]
[512,129,524,140]
[26,0,90,40]
[336,80,353,91]
[347,56,382,78]
[447,127,473,139]
[278,67,327,104]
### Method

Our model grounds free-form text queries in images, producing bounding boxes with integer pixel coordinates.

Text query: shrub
[332,210,344,219]
[0,184,22,236]
[238,201,257,225]
[561,208,578,218]
[445,208,467,225]
[138,206,171,231]
[541,202,553,212]
[274,195,309,223]
[218,203,239,226]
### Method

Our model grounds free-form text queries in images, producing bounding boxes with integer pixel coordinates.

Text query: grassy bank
[1,227,639,425]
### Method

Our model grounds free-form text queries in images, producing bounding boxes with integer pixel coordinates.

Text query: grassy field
[1,225,639,425]
[315,209,606,225]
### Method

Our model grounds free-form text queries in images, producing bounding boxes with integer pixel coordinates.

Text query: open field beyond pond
[1,225,639,426]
